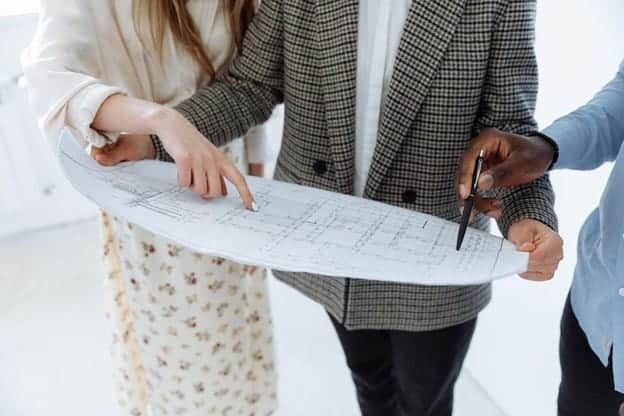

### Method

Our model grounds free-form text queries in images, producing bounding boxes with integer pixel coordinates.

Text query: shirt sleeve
[21,0,126,150]
[244,123,273,164]
[544,61,624,171]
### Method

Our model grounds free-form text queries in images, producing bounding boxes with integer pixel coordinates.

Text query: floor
[0,219,505,416]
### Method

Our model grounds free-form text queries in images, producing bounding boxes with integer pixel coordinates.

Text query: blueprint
[58,131,528,285]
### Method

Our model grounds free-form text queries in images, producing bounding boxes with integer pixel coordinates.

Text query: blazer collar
[363,0,466,199]
[315,0,466,198]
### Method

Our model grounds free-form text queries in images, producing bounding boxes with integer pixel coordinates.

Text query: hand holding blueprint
[58,131,528,285]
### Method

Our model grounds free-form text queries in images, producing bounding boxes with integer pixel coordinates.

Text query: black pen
[456,149,485,251]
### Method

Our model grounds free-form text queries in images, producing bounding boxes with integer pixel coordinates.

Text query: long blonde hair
[132,0,256,83]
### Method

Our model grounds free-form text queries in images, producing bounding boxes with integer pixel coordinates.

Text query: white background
[1,1,623,415]
[466,1,624,415]
[0,1,38,17]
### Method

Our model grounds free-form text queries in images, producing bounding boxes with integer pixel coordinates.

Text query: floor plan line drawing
[57,130,528,286]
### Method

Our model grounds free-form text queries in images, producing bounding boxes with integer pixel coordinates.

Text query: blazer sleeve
[21,0,126,149]
[544,61,624,171]
[473,0,558,236]
[163,0,284,157]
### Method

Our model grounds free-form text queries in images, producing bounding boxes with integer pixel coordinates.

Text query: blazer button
[313,160,328,175]
[402,190,417,204]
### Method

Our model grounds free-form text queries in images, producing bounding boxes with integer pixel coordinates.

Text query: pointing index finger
[222,163,255,211]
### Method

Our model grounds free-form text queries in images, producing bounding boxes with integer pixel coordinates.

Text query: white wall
[465,1,624,415]
[0,14,95,238]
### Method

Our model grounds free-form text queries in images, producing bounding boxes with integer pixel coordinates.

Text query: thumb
[94,139,141,166]
[516,242,536,252]
[478,153,527,192]
[508,223,537,252]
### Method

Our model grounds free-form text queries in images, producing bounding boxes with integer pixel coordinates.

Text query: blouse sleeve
[244,122,273,164]
[21,0,126,150]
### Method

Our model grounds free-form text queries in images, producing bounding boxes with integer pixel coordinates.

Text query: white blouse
[354,0,411,196]
[22,0,271,164]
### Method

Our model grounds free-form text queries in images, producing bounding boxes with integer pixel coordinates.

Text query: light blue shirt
[543,61,624,393]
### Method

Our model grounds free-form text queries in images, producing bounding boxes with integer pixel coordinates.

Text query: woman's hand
[90,95,255,210]
[91,134,155,165]
[148,109,254,208]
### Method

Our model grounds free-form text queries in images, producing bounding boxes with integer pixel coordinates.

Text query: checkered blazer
[158,0,557,331]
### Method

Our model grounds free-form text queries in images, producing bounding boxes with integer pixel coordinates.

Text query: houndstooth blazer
[158,0,558,332]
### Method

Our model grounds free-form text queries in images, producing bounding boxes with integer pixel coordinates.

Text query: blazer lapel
[315,0,359,195]
[363,0,466,199]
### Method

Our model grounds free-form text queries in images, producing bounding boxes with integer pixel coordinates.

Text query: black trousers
[558,294,624,416]
[329,315,477,416]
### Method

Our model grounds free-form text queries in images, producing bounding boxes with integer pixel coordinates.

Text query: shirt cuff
[68,83,126,148]
[542,122,576,170]
[528,131,560,171]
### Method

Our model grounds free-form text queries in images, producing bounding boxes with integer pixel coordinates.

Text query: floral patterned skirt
[98,139,277,415]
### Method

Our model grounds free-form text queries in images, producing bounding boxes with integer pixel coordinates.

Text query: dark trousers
[329,315,477,416]
[558,294,624,416]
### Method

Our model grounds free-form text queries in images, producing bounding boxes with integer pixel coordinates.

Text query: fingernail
[493,200,503,208]
[251,201,259,212]
[459,184,468,199]
[479,174,494,191]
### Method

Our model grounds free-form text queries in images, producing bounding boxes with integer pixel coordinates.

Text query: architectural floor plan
[58,131,528,285]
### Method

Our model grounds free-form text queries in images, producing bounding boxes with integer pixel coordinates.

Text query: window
[0,1,39,18]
